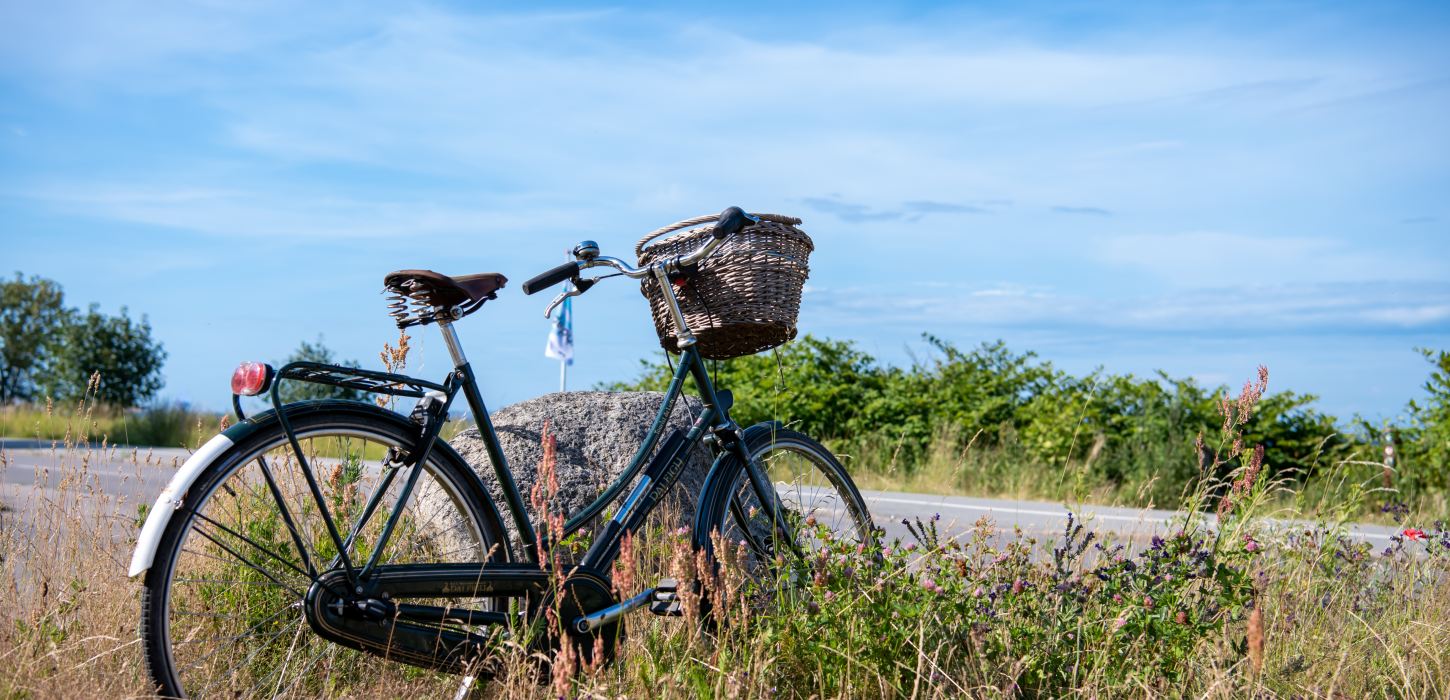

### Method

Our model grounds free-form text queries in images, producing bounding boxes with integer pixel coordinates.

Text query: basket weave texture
[635,213,812,359]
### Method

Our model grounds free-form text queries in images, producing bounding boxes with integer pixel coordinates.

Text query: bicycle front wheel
[701,425,875,579]
[140,405,506,699]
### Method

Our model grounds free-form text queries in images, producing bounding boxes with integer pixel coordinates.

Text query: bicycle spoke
[188,524,308,598]
[189,509,313,582]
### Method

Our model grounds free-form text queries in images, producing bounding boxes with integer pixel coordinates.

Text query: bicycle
[128,207,876,698]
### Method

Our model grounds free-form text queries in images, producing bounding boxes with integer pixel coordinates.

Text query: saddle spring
[383,279,441,329]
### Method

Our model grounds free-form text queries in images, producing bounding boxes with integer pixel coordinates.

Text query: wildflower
[973,587,985,598]
[905,542,918,552]
[883,547,893,557]
[805,515,818,528]
[1112,594,1123,604]
[921,578,941,594]
[1112,613,1128,631]
[1175,610,1189,625]
[1403,528,1427,541]
[1245,537,1260,553]
[806,600,819,614]
[824,590,836,602]
[1011,579,1025,595]
[1143,596,1155,610]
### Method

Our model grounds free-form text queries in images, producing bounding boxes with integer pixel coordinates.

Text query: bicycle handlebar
[524,206,760,309]
[521,261,580,295]
[711,206,753,240]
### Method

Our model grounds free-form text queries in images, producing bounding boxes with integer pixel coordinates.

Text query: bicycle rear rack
[274,361,450,399]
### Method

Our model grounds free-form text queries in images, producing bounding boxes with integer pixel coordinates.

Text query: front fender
[128,432,236,577]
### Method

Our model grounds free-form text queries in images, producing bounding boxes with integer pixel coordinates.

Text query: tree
[276,336,364,403]
[49,304,167,406]
[1401,348,1450,493]
[0,273,69,403]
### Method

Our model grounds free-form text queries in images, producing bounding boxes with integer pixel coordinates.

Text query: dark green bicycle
[129,207,876,697]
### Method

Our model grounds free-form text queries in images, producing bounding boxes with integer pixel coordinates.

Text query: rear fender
[127,432,237,577]
[127,400,509,577]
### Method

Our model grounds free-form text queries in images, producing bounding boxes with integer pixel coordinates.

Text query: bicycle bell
[573,240,600,261]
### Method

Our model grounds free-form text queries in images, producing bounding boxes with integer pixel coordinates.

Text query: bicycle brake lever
[543,278,597,318]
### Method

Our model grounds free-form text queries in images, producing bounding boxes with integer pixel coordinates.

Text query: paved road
[1,439,1402,552]
[857,488,1400,547]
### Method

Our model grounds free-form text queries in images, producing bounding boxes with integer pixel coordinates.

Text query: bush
[609,334,1367,511]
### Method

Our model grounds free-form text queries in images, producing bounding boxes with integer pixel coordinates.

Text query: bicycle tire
[140,405,507,698]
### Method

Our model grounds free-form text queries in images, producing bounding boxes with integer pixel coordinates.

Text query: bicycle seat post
[438,315,468,369]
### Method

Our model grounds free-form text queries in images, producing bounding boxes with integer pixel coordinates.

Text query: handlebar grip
[712,206,755,240]
[522,261,580,295]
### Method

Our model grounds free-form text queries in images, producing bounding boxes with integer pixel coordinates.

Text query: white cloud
[805,280,1450,335]
[1092,231,1446,286]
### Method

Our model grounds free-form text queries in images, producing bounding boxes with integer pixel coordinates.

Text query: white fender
[128,433,236,578]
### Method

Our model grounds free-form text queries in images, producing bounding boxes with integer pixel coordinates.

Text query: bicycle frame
[255,315,773,598]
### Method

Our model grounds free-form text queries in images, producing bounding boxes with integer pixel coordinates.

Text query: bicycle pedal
[648,599,683,617]
[654,577,678,594]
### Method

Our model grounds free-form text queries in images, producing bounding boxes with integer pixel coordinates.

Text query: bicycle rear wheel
[701,425,875,580]
[140,406,506,698]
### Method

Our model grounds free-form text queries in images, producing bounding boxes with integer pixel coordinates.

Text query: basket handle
[635,212,803,258]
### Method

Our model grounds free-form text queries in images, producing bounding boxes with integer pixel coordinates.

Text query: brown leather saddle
[383,269,507,328]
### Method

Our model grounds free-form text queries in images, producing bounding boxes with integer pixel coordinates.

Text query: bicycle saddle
[383,269,507,328]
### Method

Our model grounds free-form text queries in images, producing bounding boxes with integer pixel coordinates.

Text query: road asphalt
[1,438,1402,553]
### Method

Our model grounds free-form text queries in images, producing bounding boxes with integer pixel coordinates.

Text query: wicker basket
[636,212,812,359]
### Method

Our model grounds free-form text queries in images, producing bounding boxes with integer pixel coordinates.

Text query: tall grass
[1,381,1446,698]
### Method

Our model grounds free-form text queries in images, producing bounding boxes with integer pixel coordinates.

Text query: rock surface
[445,391,712,553]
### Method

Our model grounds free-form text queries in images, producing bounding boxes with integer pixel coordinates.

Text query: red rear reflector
[231,362,273,396]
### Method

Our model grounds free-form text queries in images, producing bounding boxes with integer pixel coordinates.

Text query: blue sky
[2,1,1447,421]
